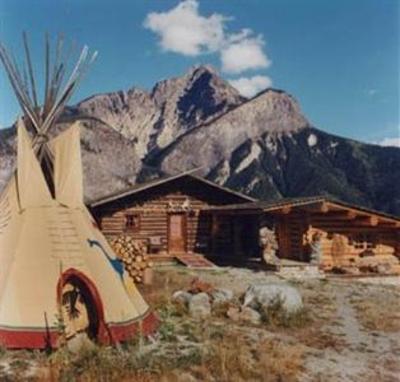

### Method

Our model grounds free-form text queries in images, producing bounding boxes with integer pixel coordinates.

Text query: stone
[211,288,234,305]
[357,254,399,274]
[226,306,241,322]
[309,232,323,265]
[376,263,392,275]
[239,307,262,325]
[243,283,303,314]
[66,332,96,354]
[341,267,361,276]
[278,265,325,280]
[188,277,215,294]
[175,372,197,382]
[172,291,193,306]
[259,226,280,268]
[189,292,211,319]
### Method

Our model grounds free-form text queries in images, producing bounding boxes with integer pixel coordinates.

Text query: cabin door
[168,213,187,253]
[233,216,258,257]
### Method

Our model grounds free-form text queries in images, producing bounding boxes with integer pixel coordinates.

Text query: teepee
[0,35,157,349]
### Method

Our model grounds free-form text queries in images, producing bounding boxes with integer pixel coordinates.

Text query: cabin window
[352,233,376,250]
[125,213,140,232]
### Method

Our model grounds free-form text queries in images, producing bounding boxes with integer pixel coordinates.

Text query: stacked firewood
[111,236,153,283]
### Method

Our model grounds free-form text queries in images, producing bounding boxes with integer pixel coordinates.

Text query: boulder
[376,263,392,275]
[172,291,193,306]
[211,288,234,305]
[188,277,214,294]
[240,307,262,325]
[341,267,361,276]
[67,332,96,354]
[189,292,211,319]
[226,306,241,322]
[243,283,303,314]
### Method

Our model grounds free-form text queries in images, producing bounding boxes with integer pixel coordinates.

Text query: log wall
[308,227,398,270]
[96,191,214,254]
[275,211,399,269]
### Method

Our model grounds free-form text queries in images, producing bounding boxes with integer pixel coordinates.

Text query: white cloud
[367,89,377,96]
[221,30,271,73]
[374,136,400,147]
[144,1,272,75]
[143,0,226,56]
[229,75,272,98]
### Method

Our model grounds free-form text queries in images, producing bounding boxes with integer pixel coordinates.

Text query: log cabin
[89,171,256,266]
[207,196,400,273]
[90,172,400,273]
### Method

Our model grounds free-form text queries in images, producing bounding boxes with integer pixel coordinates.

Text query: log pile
[110,236,153,283]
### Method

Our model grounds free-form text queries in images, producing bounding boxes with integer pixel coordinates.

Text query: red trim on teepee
[0,328,58,349]
[0,268,158,349]
[106,311,159,344]
[0,310,158,349]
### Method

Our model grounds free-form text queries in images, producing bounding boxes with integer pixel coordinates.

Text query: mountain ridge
[0,65,399,215]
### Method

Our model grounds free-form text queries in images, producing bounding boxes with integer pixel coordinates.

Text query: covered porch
[206,196,400,273]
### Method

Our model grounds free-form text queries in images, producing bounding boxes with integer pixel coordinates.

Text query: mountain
[0,117,141,202]
[146,86,400,214]
[0,65,399,214]
[74,65,244,159]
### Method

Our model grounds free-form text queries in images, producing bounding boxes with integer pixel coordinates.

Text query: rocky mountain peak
[151,64,243,107]
[1,65,396,214]
[73,65,246,158]
[246,88,310,132]
[146,65,244,152]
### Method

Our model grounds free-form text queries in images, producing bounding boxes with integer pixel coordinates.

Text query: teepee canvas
[0,35,156,349]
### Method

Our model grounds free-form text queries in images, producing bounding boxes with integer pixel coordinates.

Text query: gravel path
[304,285,400,381]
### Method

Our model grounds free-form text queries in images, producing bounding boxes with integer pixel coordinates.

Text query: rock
[211,288,234,305]
[357,254,399,274]
[341,267,361,276]
[376,263,392,275]
[172,291,193,306]
[239,307,262,325]
[243,283,303,314]
[66,332,96,354]
[189,292,211,319]
[278,265,325,280]
[227,306,261,325]
[226,306,241,322]
[188,277,215,294]
[174,372,197,382]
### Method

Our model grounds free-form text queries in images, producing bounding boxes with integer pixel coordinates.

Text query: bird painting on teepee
[0,34,157,349]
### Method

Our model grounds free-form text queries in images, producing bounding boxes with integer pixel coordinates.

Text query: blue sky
[0,0,398,146]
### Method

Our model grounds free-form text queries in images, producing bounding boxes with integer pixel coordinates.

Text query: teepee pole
[0,32,97,192]
[22,32,39,110]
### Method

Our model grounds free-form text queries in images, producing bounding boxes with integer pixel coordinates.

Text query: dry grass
[2,268,398,381]
[257,339,305,382]
[189,331,305,382]
[350,286,400,333]
[273,280,346,351]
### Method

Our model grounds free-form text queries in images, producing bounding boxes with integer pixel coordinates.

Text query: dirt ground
[1,266,399,381]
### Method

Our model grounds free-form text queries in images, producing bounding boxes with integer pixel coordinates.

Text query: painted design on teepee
[87,239,125,280]
[0,34,158,349]
[58,269,104,341]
